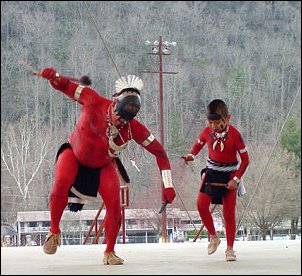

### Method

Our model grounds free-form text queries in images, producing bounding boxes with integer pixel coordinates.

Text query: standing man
[37,68,176,265]
[182,99,249,261]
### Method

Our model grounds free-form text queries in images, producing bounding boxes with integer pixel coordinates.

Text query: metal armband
[74,85,85,101]
[233,176,240,184]
[162,170,173,188]
[187,153,195,159]
[141,134,155,147]
[239,147,248,154]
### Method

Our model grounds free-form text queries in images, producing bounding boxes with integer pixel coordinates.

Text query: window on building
[127,219,137,225]
[42,221,50,227]
[86,220,93,226]
[28,221,38,227]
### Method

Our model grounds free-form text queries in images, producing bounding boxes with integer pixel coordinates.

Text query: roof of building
[16,208,201,222]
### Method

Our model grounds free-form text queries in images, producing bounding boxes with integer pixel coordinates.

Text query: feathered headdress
[115,75,143,96]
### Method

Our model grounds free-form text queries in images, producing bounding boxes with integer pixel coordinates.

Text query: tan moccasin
[208,236,221,255]
[43,231,61,255]
[103,251,124,265]
[225,249,237,261]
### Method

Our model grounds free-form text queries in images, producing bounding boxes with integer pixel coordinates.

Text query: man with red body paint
[182,99,249,261]
[37,68,176,265]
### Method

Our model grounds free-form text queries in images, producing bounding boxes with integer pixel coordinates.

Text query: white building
[15,207,224,246]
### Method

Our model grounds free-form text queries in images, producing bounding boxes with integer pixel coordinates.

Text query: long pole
[158,36,168,242]
[141,37,178,243]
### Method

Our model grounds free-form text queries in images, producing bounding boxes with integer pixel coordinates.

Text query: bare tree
[1,115,52,204]
[239,144,296,240]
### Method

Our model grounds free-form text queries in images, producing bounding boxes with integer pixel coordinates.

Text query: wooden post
[83,184,129,244]
[83,202,105,244]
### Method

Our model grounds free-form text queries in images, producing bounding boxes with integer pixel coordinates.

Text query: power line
[236,85,301,232]
[82,1,122,79]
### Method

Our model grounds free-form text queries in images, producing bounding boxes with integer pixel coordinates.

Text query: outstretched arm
[143,138,176,204]
[37,68,79,99]
[36,68,100,105]
[182,131,206,163]
[131,120,176,204]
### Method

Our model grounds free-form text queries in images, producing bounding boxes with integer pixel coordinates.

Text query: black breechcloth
[200,168,230,205]
[55,143,101,212]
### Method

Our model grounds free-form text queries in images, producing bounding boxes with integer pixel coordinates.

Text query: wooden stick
[19,60,39,75]
[19,60,80,82]
[206,182,227,187]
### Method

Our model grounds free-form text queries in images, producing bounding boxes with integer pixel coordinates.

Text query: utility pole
[142,36,177,242]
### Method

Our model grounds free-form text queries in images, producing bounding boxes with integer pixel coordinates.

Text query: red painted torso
[68,96,112,167]
[190,125,249,178]
[50,79,170,170]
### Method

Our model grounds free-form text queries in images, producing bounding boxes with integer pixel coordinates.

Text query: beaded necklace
[106,103,132,151]
[212,126,229,152]
[106,103,140,172]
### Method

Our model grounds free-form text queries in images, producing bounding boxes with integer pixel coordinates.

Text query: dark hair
[206,99,228,119]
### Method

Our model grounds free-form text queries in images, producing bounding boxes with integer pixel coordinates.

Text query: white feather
[115,75,144,93]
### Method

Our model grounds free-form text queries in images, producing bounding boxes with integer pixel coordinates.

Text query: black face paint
[115,95,141,121]
[217,118,225,129]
